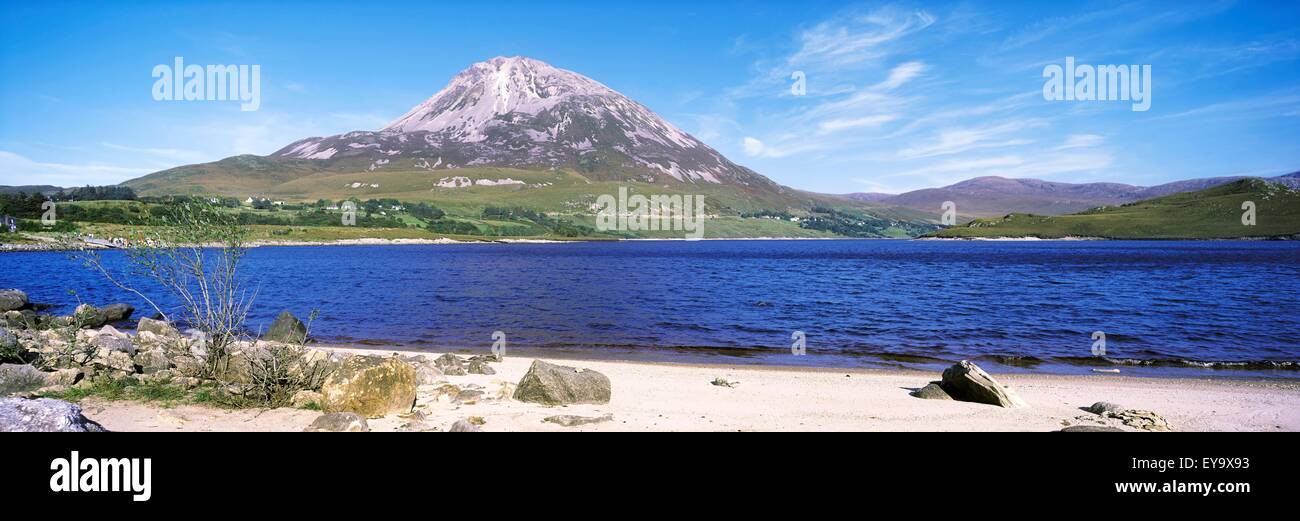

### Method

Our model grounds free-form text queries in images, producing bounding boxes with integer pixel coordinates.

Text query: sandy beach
[79,346,1300,432]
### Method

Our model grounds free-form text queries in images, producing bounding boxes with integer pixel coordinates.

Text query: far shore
[80,345,1300,432]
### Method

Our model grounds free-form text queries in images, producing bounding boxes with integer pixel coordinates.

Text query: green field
[109,156,943,239]
[929,179,1300,239]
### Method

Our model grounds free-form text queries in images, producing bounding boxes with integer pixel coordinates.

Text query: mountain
[128,57,785,193]
[274,56,772,187]
[0,185,63,196]
[854,171,1300,217]
[123,57,891,220]
[929,178,1300,239]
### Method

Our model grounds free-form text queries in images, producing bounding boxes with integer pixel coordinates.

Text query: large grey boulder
[513,360,611,406]
[939,360,1028,408]
[433,353,466,376]
[91,325,136,355]
[466,356,496,375]
[0,289,29,312]
[1086,401,1125,415]
[74,303,135,328]
[134,349,171,374]
[137,317,180,338]
[304,412,369,432]
[0,397,106,432]
[0,364,49,396]
[263,311,307,344]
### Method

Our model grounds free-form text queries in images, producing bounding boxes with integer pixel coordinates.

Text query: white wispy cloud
[1057,134,1105,150]
[873,61,926,90]
[0,151,153,187]
[101,142,207,163]
[897,118,1044,159]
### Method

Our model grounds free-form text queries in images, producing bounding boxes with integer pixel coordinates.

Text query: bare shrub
[71,201,256,379]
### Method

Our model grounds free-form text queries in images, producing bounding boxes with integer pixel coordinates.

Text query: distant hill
[0,185,62,196]
[928,179,1300,240]
[849,171,1300,217]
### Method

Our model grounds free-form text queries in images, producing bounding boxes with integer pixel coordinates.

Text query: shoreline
[77,345,1300,432]
[322,342,1300,381]
[6,234,1297,252]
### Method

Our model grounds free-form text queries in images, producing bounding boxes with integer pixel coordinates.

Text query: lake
[3,240,1298,377]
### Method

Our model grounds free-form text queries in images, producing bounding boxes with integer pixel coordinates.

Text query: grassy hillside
[120,156,941,238]
[929,179,1300,239]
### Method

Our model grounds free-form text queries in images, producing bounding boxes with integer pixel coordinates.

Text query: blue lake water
[3,240,1299,377]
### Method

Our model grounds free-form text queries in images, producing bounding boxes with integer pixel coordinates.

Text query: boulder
[455,389,485,403]
[304,412,369,432]
[263,311,307,344]
[544,413,614,427]
[319,355,416,418]
[1086,401,1125,416]
[133,349,171,374]
[0,397,106,432]
[448,419,481,432]
[74,303,135,329]
[433,353,466,376]
[137,317,180,338]
[99,351,136,375]
[1,310,38,330]
[0,327,18,351]
[44,368,83,387]
[939,360,1028,408]
[414,365,445,385]
[513,360,611,406]
[91,325,136,355]
[290,390,323,409]
[466,358,496,375]
[910,382,952,400]
[1112,410,1172,432]
[0,364,49,396]
[0,289,29,312]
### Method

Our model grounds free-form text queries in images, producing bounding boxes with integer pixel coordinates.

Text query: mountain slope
[853,171,1300,217]
[929,179,1300,239]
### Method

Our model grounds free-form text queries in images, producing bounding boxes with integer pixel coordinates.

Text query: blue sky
[2,0,1298,193]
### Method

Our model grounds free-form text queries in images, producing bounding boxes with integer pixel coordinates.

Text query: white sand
[81,347,1300,432]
